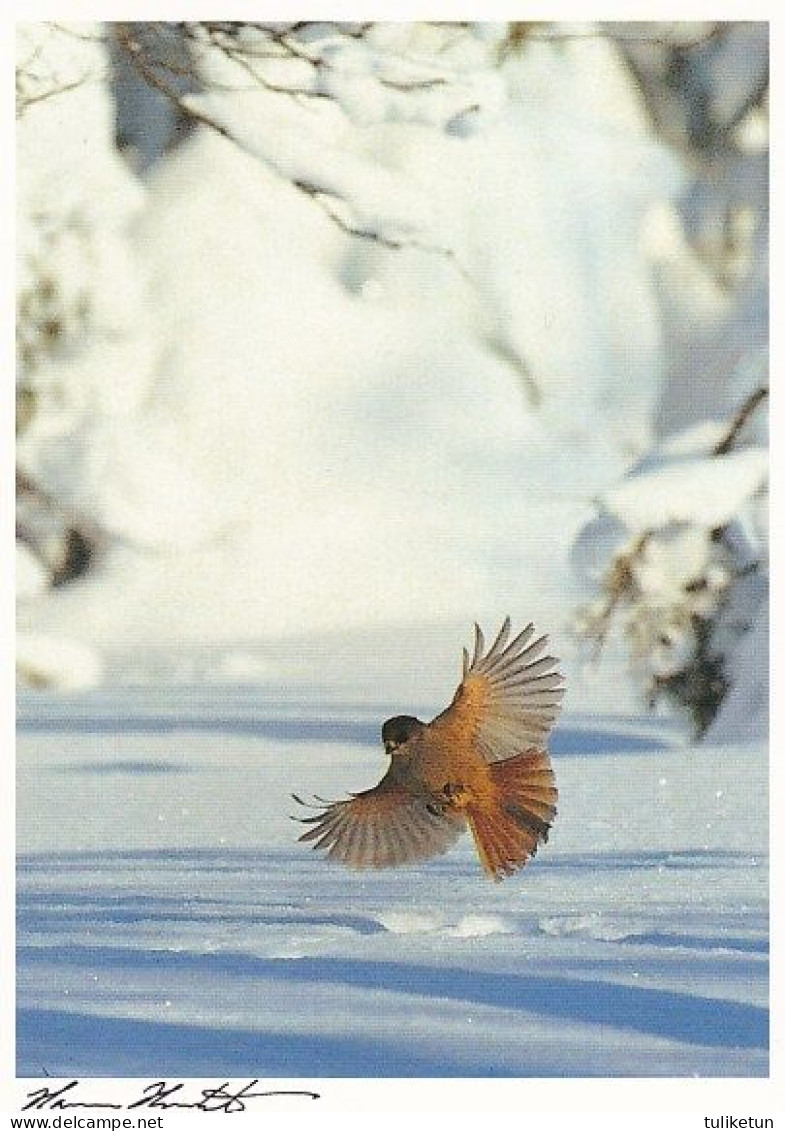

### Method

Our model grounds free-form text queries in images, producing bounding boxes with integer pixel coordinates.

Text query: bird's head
[381,715,424,756]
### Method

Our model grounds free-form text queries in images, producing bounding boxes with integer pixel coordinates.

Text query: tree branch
[515,23,727,51]
[112,22,479,277]
[16,72,99,117]
[713,386,768,455]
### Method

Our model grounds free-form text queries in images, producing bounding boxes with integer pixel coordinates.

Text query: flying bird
[293,618,564,880]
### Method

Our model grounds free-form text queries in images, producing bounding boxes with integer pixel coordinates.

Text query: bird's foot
[425,782,469,817]
[442,781,469,806]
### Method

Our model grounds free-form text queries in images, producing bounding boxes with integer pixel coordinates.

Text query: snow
[17,685,768,1078]
[17,27,673,658]
[601,448,768,531]
[197,22,509,134]
[185,92,441,246]
[16,633,103,692]
[16,23,154,534]
[705,602,769,745]
[16,544,48,603]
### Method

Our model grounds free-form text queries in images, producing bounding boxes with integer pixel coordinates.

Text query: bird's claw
[426,782,468,817]
[442,781,468,804]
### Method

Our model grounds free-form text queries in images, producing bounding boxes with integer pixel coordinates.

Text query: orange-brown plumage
[293,618,563,881]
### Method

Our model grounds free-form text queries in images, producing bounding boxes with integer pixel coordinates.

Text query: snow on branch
[111,22,499,268]
[572,387,768,737]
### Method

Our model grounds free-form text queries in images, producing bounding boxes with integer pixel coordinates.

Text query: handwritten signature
[23,1079,320,1113]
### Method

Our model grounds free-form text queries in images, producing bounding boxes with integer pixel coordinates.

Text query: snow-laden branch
[571,386,768,736]
[113,22,485,273]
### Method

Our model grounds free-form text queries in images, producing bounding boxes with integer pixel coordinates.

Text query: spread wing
[292,768,464,869]
[428,617,565,764]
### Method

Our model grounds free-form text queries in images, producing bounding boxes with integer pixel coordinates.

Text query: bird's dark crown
[381,715,424,749]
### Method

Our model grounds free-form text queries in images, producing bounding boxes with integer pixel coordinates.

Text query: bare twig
[115,26,264,155]
[16,72,99,116]
[578,532,651,657]
[17,26,102,116]
[46,22,106,43]
[199,28,333,101]
[276,26,453,93]
[713,386,768,455]
[480,333,541,408]
[519,23,726,51]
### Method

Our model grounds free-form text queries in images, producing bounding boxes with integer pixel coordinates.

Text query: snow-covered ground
[17,682,768,1078]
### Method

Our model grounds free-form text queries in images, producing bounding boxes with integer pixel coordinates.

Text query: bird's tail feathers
[466,748,557,881]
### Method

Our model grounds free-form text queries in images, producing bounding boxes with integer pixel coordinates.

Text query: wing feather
[471,623,485,667]
[293,769,463,870]
[482,616,511,664]
[429,618,565,764]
